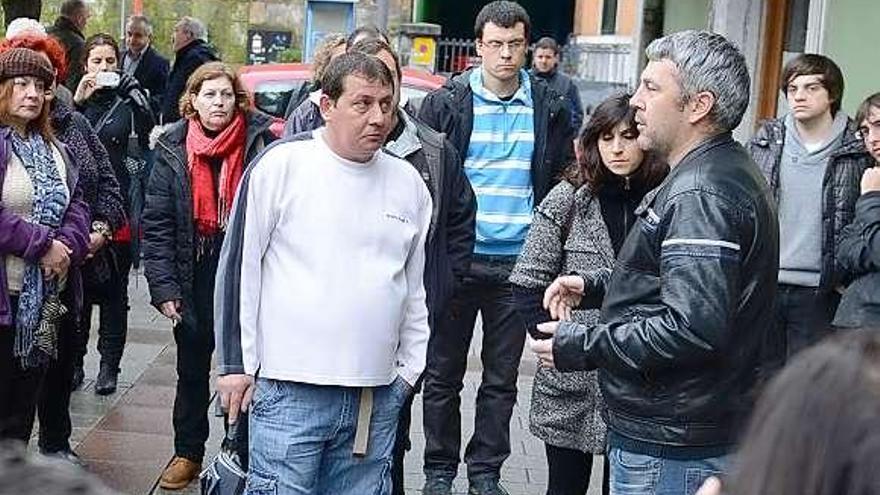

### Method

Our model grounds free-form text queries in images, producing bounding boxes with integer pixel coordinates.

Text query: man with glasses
[417,2,574,494]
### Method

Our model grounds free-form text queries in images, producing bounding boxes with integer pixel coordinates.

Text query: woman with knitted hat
[0,32,125,463]
[143,61,276,490]
[0,47,90,443]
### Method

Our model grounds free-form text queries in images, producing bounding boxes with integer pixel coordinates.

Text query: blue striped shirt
[465,69,535,256]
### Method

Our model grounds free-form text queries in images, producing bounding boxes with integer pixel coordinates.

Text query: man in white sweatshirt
[213,52,431,494]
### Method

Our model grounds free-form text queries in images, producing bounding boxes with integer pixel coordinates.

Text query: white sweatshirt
[238,128,432,387]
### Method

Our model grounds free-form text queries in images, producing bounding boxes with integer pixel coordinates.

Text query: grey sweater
[778,112,848,286]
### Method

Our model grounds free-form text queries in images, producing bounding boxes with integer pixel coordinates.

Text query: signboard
[247,29,293,65]
[410,36,436,66]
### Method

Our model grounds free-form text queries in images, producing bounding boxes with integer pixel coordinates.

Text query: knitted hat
[0,48,55,87]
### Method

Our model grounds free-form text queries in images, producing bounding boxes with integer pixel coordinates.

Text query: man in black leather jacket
[531,30,781,494]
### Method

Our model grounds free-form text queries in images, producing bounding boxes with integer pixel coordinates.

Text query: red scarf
[186,112,247,236]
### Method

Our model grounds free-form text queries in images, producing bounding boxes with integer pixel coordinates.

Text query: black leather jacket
[553,133,781,448]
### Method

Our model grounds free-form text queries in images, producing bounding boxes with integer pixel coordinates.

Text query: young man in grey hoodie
[748,54,871,358]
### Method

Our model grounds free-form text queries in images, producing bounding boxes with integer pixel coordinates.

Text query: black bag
[199,421,246,495]
[81,245,118,293]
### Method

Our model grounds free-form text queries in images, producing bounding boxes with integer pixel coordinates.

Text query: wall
[662,0,709,33]
[822,0,880,116]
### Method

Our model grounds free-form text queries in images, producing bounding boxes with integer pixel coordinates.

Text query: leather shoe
[159,456,201,490]
[94,364,118,395]
[469,478,510,495]
[423,474,454,495]
[71,365,85,391]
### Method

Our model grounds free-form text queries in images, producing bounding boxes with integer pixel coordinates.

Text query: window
[601,0,618,35]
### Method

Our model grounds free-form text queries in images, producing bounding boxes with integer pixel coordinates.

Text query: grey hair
[60,0,86,17]
[176,16,207,41]
[127,15,154,37]
[645,30,750,132]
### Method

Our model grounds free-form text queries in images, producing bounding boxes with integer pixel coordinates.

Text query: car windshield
[253,80,308,118]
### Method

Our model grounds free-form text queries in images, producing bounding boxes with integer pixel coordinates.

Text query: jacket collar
[385,110,422,158]
[54,16,84,38]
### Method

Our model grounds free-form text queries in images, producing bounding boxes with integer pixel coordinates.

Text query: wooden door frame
[755,0,789,125]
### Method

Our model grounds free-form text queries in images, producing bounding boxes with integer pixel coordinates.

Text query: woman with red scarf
[142,62,276,491]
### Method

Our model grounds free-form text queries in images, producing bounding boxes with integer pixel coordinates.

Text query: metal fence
[436,38,478,75]
[562,41,634,86]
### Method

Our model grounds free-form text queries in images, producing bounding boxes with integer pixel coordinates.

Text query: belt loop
[353,387,373,457]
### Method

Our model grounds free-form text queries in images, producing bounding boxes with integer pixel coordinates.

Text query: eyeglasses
[480,39,526,52]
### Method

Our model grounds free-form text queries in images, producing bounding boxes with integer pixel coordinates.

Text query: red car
[239,63,446,135]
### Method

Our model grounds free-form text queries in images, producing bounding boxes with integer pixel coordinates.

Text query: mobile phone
[95,71,120,88]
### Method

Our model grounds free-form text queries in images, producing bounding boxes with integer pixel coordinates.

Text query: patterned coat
[510,180,614,453]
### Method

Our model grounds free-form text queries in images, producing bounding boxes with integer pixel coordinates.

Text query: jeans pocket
[685,468,723,495]
[245,468,277,495]
[610,448,661,495]
[250,379,283,418]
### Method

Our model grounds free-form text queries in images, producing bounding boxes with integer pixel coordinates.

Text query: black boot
[71,365,85,391]
[94,363,118,395]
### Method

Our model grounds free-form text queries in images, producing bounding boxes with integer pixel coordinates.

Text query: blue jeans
[608,447,730,495]
[247,376,411,495]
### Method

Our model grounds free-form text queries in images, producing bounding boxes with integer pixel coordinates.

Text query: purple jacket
[0,126,91,326]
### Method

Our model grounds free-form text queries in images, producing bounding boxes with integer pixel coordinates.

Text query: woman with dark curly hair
[510,93,667,495]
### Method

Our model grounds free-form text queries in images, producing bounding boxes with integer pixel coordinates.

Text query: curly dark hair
[564,93,667,192]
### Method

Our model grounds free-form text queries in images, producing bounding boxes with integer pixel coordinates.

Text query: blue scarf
[10,131,69,368]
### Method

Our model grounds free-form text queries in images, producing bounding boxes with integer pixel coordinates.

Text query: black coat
[123,45,170,118]
[531,68,584,133]
[47,16,85,91]
[553,134,780,449]
[396,112,476,325]
[417,68,575,208]
[161,39,218,123]
[51,99,125,231]
[835,191,880,327]
[79,73,155,209]
[143,111,275,328]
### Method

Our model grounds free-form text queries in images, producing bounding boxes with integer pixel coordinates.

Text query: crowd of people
[1,0,880,494]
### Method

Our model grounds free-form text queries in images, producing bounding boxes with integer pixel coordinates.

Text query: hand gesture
[861,167,880,194]
[41,239,71,279]
[217,374,255,424]
[73,72,98,105]
[543,275,585,321]
[528,321,559,369]
[86,232,107,258]
[159,299,182,325]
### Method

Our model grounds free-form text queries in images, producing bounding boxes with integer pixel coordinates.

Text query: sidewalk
[60,272,603,494]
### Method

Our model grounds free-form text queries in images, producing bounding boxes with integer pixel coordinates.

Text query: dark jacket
[417,68,576,208]
[123,45,170,118]
[0,128,91,326]
[161,39,218,123]
[531,68,584,132]
[834,191,880,327]
[51,99,125,231]
[143,111,275,329]
[748,118,871,292]
[79,73,155,209]
[47,16,85,91]
[281,98,323,138]
[387,111,476,325]
[553,133,780,449]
